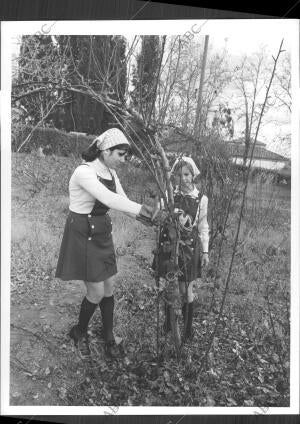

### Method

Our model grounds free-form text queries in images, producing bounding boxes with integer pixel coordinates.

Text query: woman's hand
[136,203,168,227]
[201,252,209,267]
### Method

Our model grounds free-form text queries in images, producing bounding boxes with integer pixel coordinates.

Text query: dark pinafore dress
[153,191,202,283]
[55,166,117,282]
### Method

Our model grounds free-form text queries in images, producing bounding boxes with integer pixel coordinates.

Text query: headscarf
[91,128,130,151]
[171,156,200,179]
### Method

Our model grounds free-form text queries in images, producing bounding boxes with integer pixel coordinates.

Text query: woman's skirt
[55,211,117,282]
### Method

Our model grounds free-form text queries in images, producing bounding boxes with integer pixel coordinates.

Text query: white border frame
[1,19,299,416]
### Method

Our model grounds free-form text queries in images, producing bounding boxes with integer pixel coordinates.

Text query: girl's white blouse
[69,159,141,215]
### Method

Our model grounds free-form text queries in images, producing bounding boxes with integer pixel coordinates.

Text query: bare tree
[155,38,232,137]
[193,35,209,137]
[273,52,291,113]
[233,49,273,166]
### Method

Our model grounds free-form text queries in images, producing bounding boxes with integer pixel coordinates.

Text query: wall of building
[232,157,287,171]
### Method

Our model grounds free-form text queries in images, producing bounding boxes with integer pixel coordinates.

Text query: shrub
[12,125,95,156]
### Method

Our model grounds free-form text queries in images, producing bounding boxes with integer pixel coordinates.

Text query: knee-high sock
[182,302,194,336]
[99,295,114,342]
[164,302,171,331]
[77,296,98,334]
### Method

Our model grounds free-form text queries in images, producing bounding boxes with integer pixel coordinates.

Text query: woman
[55,128,165,359]
[153,156,209,340]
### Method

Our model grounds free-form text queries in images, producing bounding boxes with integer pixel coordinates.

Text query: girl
[55,128,165,359]
[154,156,209,340]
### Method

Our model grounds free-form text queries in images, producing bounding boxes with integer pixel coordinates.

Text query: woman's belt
[69,210,109,217]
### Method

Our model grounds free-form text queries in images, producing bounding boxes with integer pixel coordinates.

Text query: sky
[209,33,290,56]
[119,29,293,156]
[211,36,292,156]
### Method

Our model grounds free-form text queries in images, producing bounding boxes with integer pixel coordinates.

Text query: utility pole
[193,35,209,138]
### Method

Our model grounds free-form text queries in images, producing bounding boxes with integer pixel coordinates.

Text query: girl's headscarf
[171,156,200,179]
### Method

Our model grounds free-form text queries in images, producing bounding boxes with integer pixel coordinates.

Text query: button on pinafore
[55,168,118,282]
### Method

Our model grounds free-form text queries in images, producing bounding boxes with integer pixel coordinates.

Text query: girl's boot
[182,301,194,340]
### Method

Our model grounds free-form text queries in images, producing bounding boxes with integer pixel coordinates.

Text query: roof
[160,128,289,163]
[228,143,288,162]
[229,137,266,147]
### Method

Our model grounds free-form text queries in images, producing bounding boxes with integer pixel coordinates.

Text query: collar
[175,185,199,197]
[85,158,113,179]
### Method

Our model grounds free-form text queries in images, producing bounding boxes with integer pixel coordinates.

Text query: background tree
[267,51,291,158]
[193,35,209,137]
[273,52,291,114]
[52,35,127,133]
[14,35,128,134]
[232,49,273,166]
[155,37,232,138]
[130,36,163,124]
[15,35,64,126]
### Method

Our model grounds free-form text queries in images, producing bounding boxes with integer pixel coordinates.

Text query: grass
[10,152,291,407]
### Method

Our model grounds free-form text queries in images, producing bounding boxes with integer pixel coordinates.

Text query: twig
[146,36,167,128]
[199,39,285,373]
[208,182,239,313]
[11,357,34,375]
[266,285,288,382]
[16,95,63,152]
[11,323,56,354]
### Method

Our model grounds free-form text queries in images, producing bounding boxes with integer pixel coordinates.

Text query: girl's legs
[84,277,116,345]
[160,278,171,332]
[99,276,115,343]
[179,281,194,339]
[85,280,105,304]
[69,281,104,358]
[99,276,121,358]
[70,278,120,358]
[72,281,104,336]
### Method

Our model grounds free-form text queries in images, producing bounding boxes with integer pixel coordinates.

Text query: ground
[10,229,156,406]
[9,153,290,407]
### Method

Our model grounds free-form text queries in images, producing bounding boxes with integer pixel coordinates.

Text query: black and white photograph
[1,19,299,414]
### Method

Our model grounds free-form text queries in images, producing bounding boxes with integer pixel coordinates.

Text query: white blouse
[69,158,142,215]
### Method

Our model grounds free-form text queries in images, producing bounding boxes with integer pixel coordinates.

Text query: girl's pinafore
[153,189,202,283]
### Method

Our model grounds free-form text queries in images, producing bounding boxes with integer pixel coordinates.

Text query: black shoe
[104,339,121,359]
[69,325,91,359]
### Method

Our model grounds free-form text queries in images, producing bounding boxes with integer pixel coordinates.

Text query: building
[227,138,290,174]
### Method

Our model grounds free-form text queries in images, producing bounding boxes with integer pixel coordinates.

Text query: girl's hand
[201,253,209,267]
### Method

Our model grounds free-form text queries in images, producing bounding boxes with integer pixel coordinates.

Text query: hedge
[12,125,95,156]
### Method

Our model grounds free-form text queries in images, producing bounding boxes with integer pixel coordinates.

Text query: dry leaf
[244,399,254,406]
[206,396,216,406]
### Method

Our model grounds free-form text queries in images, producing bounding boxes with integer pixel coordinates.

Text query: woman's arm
[75,166,141,215]
[112,170,137,218]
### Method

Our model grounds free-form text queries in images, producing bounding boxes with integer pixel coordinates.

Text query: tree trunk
[243,99,250,168]
[193,35,209,138]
